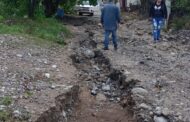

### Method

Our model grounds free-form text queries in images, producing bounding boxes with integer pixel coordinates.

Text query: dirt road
[0,14,190,122]
[90,17,190,122]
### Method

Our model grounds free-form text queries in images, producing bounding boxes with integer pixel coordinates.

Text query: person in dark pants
[101,0,121,50]
[149,0,167,42]
[56,5,64,19]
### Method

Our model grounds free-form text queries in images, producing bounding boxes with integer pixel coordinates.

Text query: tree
[28,0,36,17]
[1,0,98,18]
[78,0,97,6]
[172,0,190,16]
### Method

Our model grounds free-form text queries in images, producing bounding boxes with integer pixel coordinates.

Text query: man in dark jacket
[101,0,121,50]
[149,0,167,42]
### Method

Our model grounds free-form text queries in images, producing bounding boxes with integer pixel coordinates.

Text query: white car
[75,1,94,16]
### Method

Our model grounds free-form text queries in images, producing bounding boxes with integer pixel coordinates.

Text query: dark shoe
[103,47,109,50]
[114,45,118,50]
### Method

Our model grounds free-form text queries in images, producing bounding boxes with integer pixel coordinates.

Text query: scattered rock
[132,87,148,96]
[83,49,95,59]
[96,93,107,102]
[13,109,30,120]
[154,116,168,122]
[93,65,101,71]
[139,103,152,110]
[162,108,170,116]
[45,73,50,78]
[91,112,97,117]
[52,65,57,68]
[50,85,56,89]
[149,111,154,116]
[91,90,97,96]
[102,85,111,91]
[155,107,162,115]
[116,98,121,101]
[178,115,182,120]
[16,54,23,58]
[124,70,131,75]
[62,110,67,118]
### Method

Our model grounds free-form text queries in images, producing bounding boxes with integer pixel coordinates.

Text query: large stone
[91,89,97,96]
[154,116,168,122]
[102,85,111,91]
[162,108,170,116]
[132,87,148,96]
[155,107,162,115]
[83,49,95,59]
[139,103,152,110]
[96,93,107,102]
[45,73,50,78]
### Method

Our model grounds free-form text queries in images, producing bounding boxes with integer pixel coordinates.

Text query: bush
[171,0,190,29]
[0,15,4,22]
[0,110,10,121]
[172,0,190,16]
[0,96,12,106]
[172,16,190,30]
[0,0,28,17]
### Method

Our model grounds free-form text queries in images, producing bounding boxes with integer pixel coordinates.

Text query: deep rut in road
[67,31,137,122]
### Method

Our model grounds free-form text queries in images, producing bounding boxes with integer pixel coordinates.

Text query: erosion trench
[1,16,190,122]
[63,16,190,122]
[68,34,137,122]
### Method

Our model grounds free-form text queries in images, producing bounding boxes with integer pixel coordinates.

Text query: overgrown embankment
[0,18,71,45]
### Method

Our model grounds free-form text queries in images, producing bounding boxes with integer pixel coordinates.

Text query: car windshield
[82,1,90,5]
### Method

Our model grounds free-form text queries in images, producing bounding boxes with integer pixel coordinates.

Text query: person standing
[101,0,121,50]
[149,0,167,42]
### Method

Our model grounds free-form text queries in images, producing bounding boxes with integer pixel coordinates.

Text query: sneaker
[103,47,109,50]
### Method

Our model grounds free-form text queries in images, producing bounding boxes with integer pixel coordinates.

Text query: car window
[83,1,90,5]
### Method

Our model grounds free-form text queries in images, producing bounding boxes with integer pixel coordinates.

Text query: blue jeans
[104,30,117,48]
[152,18,164,41]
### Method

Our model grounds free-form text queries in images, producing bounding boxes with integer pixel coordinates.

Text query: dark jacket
[149,2,168,19]
[101,3,120,31]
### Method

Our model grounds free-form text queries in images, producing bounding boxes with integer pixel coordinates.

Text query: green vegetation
[0,110,10,121]
[172,0,190,15]
[171,0,190,30]
[0,96,12,106]
[24,91,33,98]
[172,16,190,30]
[0,0,97,18]
[0,18,71,44]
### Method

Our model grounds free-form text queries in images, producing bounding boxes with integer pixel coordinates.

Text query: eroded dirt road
[90,17,190,122]
[66,15,190,122]
[0,14,190,122]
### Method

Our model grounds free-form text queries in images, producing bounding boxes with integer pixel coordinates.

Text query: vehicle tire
[79,12,83,16]
[90,13,94,16]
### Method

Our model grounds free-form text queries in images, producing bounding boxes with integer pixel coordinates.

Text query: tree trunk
[43,0,59,17]
[139,0,153,16]
[28,0,36,18]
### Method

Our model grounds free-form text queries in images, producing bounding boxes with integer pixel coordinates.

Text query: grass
[171,16,190,30]
[0,110,10,121]
[24,91,33,98]
[0,17,71,45]
[0,96,12,106]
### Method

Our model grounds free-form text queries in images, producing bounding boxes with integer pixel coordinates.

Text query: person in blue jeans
[149,0,167,42]
[101,0,120,50]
